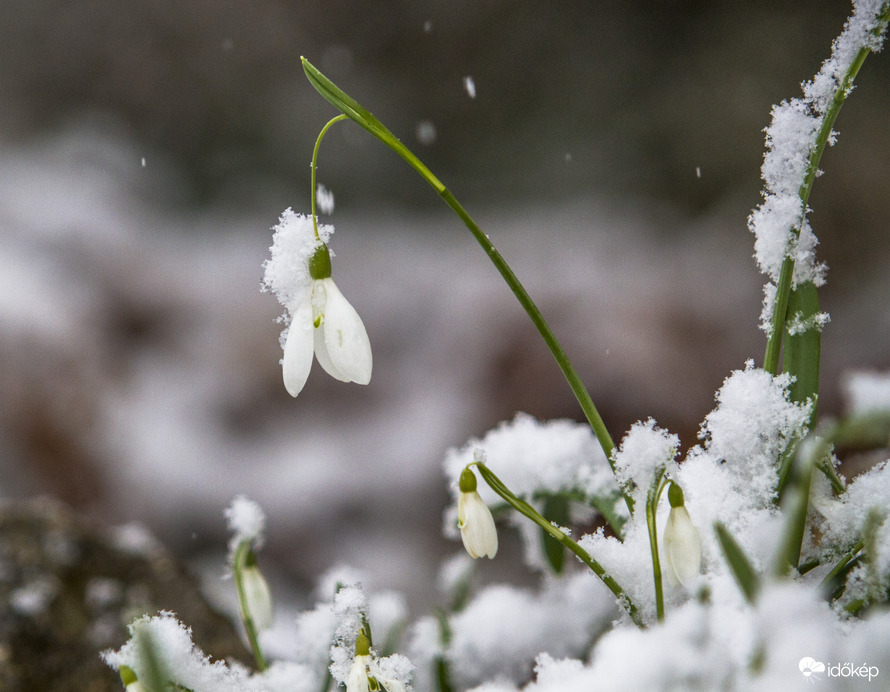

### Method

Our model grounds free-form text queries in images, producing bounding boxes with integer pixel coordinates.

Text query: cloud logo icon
[799,657,826,681]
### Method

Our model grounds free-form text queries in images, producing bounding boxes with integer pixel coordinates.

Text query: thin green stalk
[232,540,268,672]
[300,58,630,513]
[764,5,890,374]
[645,470,669,621]
[473,461,642,626]
[310,114,348,239]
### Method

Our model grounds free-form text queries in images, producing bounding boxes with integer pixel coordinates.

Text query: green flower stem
[301,58,630,513]
[764,4,890,375]
[232,539,268,672]
[310,114,348,240]
[473,461,642,626]
[645,470,669,622]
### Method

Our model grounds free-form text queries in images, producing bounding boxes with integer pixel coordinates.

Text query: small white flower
[283,276,372,397]
[663,483,702,588]
[242,561,274,631]
[347,654,371,692]
[457,467,498,559]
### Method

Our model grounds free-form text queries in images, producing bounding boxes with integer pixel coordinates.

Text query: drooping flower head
[262,210,372,397]
[457,466,498,559]
[663,482,702,589]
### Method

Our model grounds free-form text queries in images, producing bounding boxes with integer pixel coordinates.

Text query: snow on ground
[0,124,886,610]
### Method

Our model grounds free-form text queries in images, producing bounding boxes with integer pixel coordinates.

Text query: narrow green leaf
[783,280,821,411]
[301,57,446,194]
[714,522,761,604]
[541,495,569,573]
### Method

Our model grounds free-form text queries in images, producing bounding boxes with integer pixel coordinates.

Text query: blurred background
[1,0,888,614]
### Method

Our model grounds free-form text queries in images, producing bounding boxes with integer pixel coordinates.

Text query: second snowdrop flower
[457,466,498,559]
[663,482,702,588]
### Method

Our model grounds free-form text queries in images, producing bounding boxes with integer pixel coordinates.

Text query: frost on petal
[282,300,315,397]
[262,209,331,310]
[316,278,372,385]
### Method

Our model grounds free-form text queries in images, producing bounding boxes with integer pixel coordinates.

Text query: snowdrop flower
[283,244,372,397]
[347,633,407,692]
[242,551,273,631]
[457,467,498,559]
[663,482,702,588]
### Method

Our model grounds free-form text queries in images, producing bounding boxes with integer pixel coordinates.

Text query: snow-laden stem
[763,3,890,375]
[473,461,642,626]
[300,57,630,514]
[232,539,268,672]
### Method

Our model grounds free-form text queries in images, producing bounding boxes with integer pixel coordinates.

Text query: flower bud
[663,482,702,588]
[243,551,274,631]
[457,468,498,559]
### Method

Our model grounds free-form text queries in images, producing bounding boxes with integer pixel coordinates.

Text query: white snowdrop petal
[663,506,702,588]
[347,656,370,692]
[282,300,315,397]
[458,491,498,559]
[318,278,372,385]
[243,565,274,631]
[313,321,350,382]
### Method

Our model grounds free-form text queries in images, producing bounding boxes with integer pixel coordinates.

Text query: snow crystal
[374,653,416,688]
[823,461,890,548]
[261,208,332,316]
[224,495,266,559]
[694,362,811,508]
[246,661,319,692]
[329,583,370,683]
[316,184,335,215]
[443,413,618,510]
[103,612,241,691]
[844,370,890,415]
[786,309,830,336]
[416,120,437,145]
[612,419,679,498]
[444,573,615,689]
[748,0,890,314]
[463,76,477,99]
[467,579,890,692]
[293,602,338,672]
[9,577,58,616]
